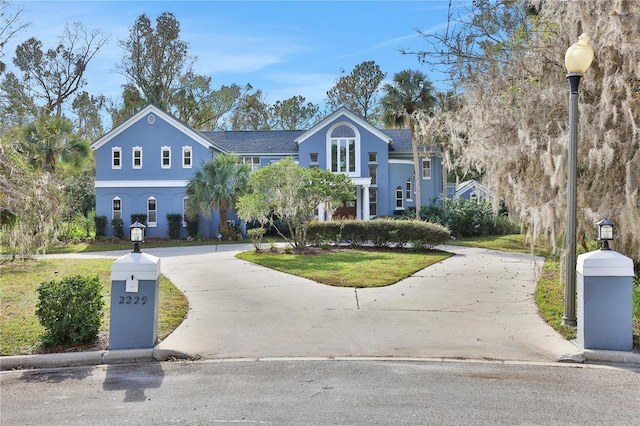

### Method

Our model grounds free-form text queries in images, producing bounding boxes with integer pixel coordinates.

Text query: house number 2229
[119,295,148,305]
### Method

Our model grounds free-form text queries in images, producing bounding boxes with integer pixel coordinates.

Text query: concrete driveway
[154,244,579,362]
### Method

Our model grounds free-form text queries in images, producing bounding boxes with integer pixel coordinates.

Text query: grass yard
[0,258,188,356]
[236,248,453,288]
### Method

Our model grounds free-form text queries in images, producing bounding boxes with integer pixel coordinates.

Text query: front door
[334,192,357,219]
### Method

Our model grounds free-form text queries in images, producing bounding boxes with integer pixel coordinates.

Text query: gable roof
[91,104,224,152]
[201,130,302,155]
[295,107,393,145]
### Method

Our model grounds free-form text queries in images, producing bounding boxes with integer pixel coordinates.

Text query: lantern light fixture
[596,218,614,250]
[129,220,146,253]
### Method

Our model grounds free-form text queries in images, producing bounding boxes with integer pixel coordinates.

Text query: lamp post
[129,220,146,253]
[562,34,594,327]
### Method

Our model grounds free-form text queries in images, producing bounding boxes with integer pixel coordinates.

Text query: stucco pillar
[576,249,635,351]
[362,184,370,220]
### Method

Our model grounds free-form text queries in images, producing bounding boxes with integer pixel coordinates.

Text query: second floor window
[330,125,357,174]
[422,158,431,179]
[182,146,192,168]
[406,179,413,201]
[368,165,377,185]
[112,147,122,169]
[161,147,171,168]
[132,147,142,169]
[241,156,261,172]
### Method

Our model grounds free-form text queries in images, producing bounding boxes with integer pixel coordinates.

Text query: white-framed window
[182,146,192,168]
[161,146,171,169]
[241,156,261,172]
[112,197,122,220]
[369,188,377,216]
[132,146,143,169]
[147,197,157,227]
[329,125,358,175]
[182,197,188,227]
[310,152,319,164]
[368,152,377,163]
[112,146,122,169]
[406,178,413,201]
[395,186,404,209]
[421,158,431,180]
[368,165,377,185]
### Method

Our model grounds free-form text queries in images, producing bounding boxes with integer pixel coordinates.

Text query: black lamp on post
[129,220,146,253]
[596,218,614,250]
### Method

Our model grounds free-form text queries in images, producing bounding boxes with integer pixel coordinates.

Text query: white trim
[132,146,143,169]
[112,146,122,169]
[296,107,392,145]
[326,122,361,177]
[421,158,431,180]
[112,196,122,220]
[182,145,193,168]
[96,180,189,188]
[161,146,171,169]
[388,159,414,165]
[147,196,157,227]
[91,104,219,151]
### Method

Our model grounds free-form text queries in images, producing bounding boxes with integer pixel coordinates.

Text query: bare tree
[13,22,108,118]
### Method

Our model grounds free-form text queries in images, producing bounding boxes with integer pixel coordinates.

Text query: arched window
[112,197,122,220]
[147,197,157,227]
[329,124,358,175]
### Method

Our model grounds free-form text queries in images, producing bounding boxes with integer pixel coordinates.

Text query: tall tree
[71,91,105,141]
[117,11,193,110]
[236,157,354,248]
[269,95,320,130]
[0,0,29,74]
[185,153,250,233]
[326,60,386,124]
[381,70,436,219]
[230,88,271,130]
[0,71,37,128]
[173,72,248,130]
[410,0,640,264]
[13,22,108,117]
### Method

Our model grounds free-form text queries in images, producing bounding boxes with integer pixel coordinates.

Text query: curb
[0,347,197,371]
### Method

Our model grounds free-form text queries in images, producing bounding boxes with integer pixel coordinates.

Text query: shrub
[36,275,104,347]
[111,218,124,239]
[186,215,199,238]
[94,215,107,238]
[248,227,266,251]
[166,214,182,239]
[308,219,450,249]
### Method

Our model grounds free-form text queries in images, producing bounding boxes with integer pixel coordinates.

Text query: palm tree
[21,116,89,173]
[380,70,436,219]
[185,153,250,233]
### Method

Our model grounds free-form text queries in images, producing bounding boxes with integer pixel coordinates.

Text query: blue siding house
[92,105,445,238]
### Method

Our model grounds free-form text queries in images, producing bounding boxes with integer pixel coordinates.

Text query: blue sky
[4,1,463,115]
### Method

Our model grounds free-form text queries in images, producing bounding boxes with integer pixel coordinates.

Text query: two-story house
[91,105,444,238]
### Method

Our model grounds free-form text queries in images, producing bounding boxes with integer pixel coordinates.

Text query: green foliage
[247,227,266,251]
[308,219,450,249]
[237,157,354,248]
[407,199,520,238]
[36,275,104,346]
[130,213,147,225]
[94,215,107,237]
[111,218,124,239]
[633,277,640,320]
[186,215,199,239]
[166,213,182,239]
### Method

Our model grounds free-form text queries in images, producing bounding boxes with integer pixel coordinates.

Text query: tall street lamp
[562,33,594,327]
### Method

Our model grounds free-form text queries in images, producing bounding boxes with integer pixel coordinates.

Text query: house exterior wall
[93,106,446,238]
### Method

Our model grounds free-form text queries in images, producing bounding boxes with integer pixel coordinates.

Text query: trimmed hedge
[166,213,182,239]
[308,219,450,249]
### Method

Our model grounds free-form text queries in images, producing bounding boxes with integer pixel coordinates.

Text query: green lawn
[237,248,453,288]
[0,258,188,356]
